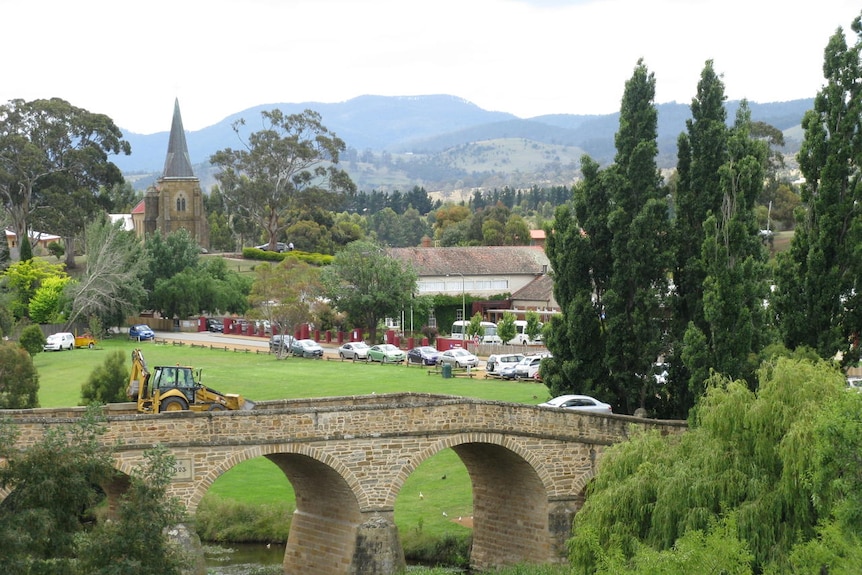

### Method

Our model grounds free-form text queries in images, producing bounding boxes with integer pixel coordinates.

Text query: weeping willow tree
[569,356,862,574]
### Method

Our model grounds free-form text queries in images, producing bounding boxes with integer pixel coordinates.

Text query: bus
[451,321,502,344]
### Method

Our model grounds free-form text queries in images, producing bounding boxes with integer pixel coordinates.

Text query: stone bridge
[3,393,686,574]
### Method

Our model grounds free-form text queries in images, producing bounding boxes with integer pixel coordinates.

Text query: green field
[34,337,551,544]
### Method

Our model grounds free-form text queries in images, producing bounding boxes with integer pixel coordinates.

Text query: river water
[203,543,464,574]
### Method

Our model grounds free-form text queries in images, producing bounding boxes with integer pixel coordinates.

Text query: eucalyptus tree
[774,13,862,364]
[0,98,130,262]
[210,109,356,251]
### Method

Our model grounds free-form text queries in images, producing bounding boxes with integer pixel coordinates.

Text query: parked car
[439,348,479,369]
[206,318,224,332]
[255,319,271,334]
[338,341,370,361]
[407,346,441,365]
[269,334,294,353]
[538,394,613,414]
[129,324,156,341]
[74,333,97,349]
[255,242,288,252]
[367,344,406,363]
[514,355,547,380]
[291,338,324,358]
[43,332,75,351]
[485,353,525,377]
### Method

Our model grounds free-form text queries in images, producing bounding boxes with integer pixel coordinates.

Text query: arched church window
[176,195,187,212]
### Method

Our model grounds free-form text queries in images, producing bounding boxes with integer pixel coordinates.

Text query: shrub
[18,324,45,356]
[47,241,65,261]
[0,340,39,408]
[81,350,129,404]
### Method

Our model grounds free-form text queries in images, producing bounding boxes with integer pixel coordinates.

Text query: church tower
[142,99,209,248]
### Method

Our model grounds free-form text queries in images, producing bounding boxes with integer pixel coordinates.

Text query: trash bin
[441,363,452,379]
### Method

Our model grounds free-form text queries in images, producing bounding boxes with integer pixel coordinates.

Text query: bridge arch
[391,432,557,570]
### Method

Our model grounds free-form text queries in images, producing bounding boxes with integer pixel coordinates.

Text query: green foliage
[524,310,542,342]
[466,312,485,338]
[774,14,862,364]
[321,240,417,344]
[17,234,32,261]
[0,340,39,407]
[0,258,67,319]
[195,496,291,543]
[76,444,188,575]
[28,274,70,323]
[18,324,45,357]
[242,246,334,266]
[496,311,517,344]
[80,350,129,405]
[47,241,64,261]
[569,357,856,574]
[65,216,148,329]
[210,108,355,253]
[0,405,114,571]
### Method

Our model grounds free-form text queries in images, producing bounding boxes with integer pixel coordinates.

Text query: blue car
[129,324,156,341]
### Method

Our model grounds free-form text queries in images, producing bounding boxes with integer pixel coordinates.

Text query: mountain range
[116,94,814,194]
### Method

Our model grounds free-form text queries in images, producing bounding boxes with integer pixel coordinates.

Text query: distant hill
[115,94,814,193]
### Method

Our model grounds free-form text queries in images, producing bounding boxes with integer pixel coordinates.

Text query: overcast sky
[3,0,859,134]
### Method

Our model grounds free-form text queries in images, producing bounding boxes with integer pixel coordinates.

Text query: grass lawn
[33,337,551,542]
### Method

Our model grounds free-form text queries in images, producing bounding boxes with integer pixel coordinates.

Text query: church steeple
[162,98,195,178]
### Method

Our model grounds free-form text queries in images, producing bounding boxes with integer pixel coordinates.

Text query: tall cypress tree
[544,60,671,415]
[603,59,671,415]
[670,61,728,400]
[683,102,772,393]
[774,14,862,363]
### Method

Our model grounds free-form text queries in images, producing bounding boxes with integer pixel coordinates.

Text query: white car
[514,354,549,380]
[439,348,479,369]
[43,332,75,351]
[538,394,613,414]
[485,353,525,377]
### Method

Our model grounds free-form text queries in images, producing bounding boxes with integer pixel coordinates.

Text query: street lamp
[447,272,465,339]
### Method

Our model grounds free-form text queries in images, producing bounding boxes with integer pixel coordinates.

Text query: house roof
[162,98,195,179]
[388,246,550,277]
[512,273,555,301]
[131,199,145,214]
[5,228,61,242]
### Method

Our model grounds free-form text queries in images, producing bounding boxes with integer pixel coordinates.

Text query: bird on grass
[419,491,424,499]
[442,511,448,517]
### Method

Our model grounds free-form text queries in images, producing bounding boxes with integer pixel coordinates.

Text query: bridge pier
[352,511,406,575]
[548,496,585,561]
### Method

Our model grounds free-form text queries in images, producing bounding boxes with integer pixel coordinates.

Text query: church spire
[162,98,195,178]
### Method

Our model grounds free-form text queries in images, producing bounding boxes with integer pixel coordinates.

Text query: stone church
[131,99,209,248]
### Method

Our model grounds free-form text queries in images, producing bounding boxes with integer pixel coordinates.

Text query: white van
[485,353,525,377]
[43,332,75,351]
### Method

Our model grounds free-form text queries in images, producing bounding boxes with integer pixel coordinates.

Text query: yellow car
[74,333,97,349]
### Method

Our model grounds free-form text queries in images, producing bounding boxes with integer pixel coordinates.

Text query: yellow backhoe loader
[126,348,254,413]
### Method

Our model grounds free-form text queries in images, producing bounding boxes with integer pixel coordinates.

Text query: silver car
[538,395,613,414]
[338,341,370,360]
[439,348,479,369]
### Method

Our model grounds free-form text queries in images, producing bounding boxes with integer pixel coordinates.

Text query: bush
[47,241,65,261]
[18,324,45,356]
[0,340,39,408]
[81,350,129,404]
[195,496,292,543]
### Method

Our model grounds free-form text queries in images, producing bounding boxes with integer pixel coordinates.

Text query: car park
[407,345,441,365]
[485,353,525,377]
[367,344,406,363]
[129,324,156,341]
[339,341,370,360]
[291,338,324,358]
[439,348,479,369]
[43,332,75,351]
[206,318,224,332]
[269,334,294,353]
[538,394,613,414]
